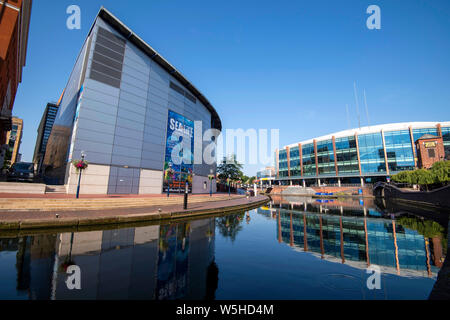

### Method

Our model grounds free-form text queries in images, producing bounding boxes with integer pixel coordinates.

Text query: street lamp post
[183,173,194,210]
[76,152,86,199]
[183,180,189,210]
[208,169,215,197]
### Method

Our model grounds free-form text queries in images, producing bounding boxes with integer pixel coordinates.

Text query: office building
[275,122,450,186]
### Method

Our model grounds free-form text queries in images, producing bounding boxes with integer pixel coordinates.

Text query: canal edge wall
[269,186,374,198]
[0,196,270,232]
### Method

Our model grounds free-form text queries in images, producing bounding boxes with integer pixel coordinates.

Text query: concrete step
[0,196,244,211]
[45,185,67,194]
[0,182,46,194]
[0,197,233,206]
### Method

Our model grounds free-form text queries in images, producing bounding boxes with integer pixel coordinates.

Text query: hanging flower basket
[72,159,89,172]
[165,167,175,181]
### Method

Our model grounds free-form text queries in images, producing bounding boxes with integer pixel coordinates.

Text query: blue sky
[12,0,450,175]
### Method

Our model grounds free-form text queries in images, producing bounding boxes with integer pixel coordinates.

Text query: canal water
[0,197,447,300]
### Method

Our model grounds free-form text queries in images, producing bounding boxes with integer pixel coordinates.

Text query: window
[384,130,415,173]
[335,136,359,175]
[358,133,386,174]
[316,139,335,175]
[302,143,316,176]
[278,149,289,177]
[289,146,301,177]
[442,127,450,158]
[413,128,438,142]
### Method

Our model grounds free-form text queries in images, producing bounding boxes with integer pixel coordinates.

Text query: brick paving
[0,195,269,230]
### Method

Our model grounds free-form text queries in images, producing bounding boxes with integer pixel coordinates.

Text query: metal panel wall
[71,17,217,194]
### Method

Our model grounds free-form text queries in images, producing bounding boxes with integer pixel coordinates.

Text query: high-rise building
[33,102,59,173]
[0,0,32,145]
[2,116,23,168]
[44,8,222,195]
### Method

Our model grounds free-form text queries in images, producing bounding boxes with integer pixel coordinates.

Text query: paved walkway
[0,193,246,211]
[0,195,269,231]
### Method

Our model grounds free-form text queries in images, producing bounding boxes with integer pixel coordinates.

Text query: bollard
[183,182,188,210]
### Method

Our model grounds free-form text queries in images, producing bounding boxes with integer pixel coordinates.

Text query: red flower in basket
[72,159,89,171]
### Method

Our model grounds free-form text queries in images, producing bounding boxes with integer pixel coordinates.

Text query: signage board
[163,110,194,192]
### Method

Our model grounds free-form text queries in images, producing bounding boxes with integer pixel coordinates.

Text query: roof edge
[96,7,222,131]
[282,121,450,149]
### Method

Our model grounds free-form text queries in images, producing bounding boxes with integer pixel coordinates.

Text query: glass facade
[384,130,415,173]
[358,133,386,174]
[316,139,335,176]
[442,127,450,158]
[278,149,288,178]
[41,105,58,153]
[335,136,359,175]
[412,128,439,142]
[276,124,448,181]
[302,143,316,177]
[289,147,301,177]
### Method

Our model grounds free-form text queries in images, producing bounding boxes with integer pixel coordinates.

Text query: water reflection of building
[4,218,215,300]
[258,205,445,278]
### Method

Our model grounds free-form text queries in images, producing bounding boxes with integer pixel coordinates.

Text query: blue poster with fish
[163,110,194,192]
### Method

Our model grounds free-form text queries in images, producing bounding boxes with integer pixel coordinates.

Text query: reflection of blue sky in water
[0,251,28,300]
[0,200,446,300]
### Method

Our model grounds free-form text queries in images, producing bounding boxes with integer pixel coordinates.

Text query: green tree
[411,169,434,191]
[217,155,244,181]
[391,171,409,183]
[239,175,256,184]
[430,160,450,184]
[391,160,450,189]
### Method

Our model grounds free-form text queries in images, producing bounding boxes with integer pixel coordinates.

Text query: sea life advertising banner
[163,110,194,192]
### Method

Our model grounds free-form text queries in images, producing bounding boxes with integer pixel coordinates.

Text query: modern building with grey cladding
[43,7,221,195]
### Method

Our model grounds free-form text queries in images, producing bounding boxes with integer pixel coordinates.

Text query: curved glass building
[275,122,450,186]
[42,8,221,195]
